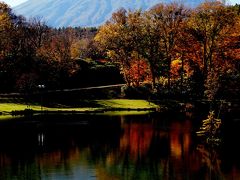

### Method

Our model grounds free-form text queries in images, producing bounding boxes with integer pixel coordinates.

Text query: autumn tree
[186,2,236,75]
[36,28,81,88]
[95,3,190,89]
[0,2,15,59]
[214,5,240,100]
[95,8,148,86]
[0,3,32,91]
[143,3,189,89]
[186,2,237,100]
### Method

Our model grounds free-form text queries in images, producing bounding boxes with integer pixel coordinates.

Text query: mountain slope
[14,0,205,28]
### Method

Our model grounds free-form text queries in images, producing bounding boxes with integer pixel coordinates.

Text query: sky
[1,0,28,7]
[226,0,240,5]
[1,0,239,7]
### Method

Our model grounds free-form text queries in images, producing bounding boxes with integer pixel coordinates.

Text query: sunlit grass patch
[95,99,159,109]
[0,99,159,117]
[98,110,153,116]
[0,103,40,112]
[0,115,24,121]
[0,103,100,112]
[42,107,100,112]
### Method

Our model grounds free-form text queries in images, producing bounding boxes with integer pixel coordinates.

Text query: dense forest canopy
[0,2,239,100]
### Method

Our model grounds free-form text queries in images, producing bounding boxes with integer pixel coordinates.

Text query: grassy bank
[0,99,159,116]
[96,99,158,109]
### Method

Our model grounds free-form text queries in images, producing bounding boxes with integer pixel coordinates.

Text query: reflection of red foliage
[35,147,82,169]
[0,153,11,167]
[169,121,191,159]
[120,123,153,160]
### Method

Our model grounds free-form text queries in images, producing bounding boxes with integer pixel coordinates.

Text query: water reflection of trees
[0,117,211,180]
[97,117,199,180]
[0,115,240,179]
[169,120,192,159]
[196,144,223,180]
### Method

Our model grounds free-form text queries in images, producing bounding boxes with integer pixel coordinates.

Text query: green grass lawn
[0,103,41,112]
[0,103,99,113]
[0,99,159,115]
[95,99,158,109]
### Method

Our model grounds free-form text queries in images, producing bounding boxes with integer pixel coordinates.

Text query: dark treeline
[0,2,240,101]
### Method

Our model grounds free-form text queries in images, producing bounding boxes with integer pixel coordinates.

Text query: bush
[122,84,152,99]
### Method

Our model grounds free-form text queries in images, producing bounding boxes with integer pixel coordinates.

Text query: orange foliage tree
[181,2,239,99]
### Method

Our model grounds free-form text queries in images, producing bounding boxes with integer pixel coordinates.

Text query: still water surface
[0,112,239,180]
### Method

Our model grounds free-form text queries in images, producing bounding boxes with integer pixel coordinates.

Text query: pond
[0,111,239,180]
